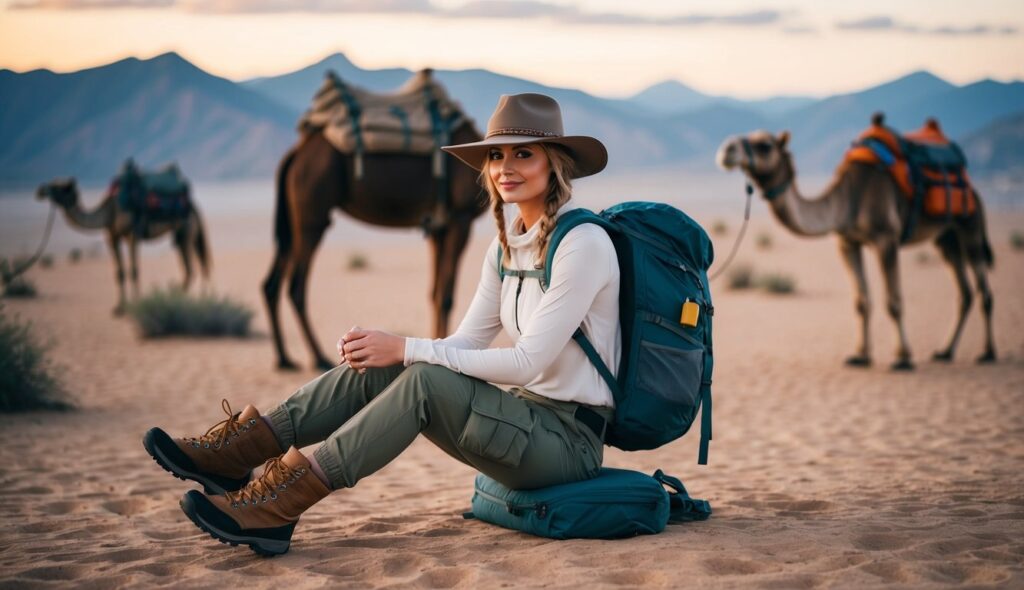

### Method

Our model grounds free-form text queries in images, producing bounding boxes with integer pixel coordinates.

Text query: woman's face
[487,143,551,206]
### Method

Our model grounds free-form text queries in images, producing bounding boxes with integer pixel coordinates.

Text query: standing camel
[36,177,210,314]
[263,121,487,371]
[716,130,995,370]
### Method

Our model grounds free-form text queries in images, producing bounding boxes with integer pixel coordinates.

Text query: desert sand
[1,190,1023,589]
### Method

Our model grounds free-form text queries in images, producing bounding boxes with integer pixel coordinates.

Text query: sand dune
[1,202,1022,588]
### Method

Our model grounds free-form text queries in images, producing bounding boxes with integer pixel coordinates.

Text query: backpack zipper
[475,488,661,519]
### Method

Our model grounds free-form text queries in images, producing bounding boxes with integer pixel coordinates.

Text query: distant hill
[962,111,1024,180]
[0,52,295,184]
[1,52,1021,185]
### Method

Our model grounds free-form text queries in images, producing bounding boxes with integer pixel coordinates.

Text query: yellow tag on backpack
[680,299,700,327]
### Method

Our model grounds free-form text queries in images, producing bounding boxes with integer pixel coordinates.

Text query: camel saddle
[298,68,469,179]
[110,159,192,227]
[845,114,976,240]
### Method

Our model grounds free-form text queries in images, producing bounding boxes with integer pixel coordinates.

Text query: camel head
[716,131,793,197]
[36,178,80,209]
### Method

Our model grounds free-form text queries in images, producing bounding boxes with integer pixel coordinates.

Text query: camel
[36,177,210,314]
[716,130,995,370]
[263,122,487,371]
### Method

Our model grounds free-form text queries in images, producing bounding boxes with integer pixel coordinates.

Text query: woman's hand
[340,326,406,373]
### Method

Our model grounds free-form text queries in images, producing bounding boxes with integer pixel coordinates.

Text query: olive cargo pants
[264,362,611,491]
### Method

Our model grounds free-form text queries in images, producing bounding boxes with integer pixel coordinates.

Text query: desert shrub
[915,250,931,265]
[758,272,796,294]
[727,264,755,290]
[126,286,254,338]
[755,232,773,250]
[1011,230,1024,251]
[69,248,82,263]
[0,306,71,412]
[348,252,369,270]
[39,254,54,269]
[3,276,37,298]
[711,219,728,236]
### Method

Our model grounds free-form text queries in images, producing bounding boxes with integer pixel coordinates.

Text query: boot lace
[184,399,256,450]
[226,455,307,508]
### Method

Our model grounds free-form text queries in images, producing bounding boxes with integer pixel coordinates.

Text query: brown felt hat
[442,93,608,179]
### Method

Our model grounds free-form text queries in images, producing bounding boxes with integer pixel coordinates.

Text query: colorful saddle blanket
[298,69,469,163]
[110,160,192,221]
[844,117,976,218]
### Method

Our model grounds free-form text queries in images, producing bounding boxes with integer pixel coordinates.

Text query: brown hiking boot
[143,399,282,494]
[179,446,330,556]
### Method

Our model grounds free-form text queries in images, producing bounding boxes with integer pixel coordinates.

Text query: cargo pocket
[637,341,703,407]
[458,387,535,468]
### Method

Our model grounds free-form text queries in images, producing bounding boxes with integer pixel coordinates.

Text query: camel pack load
[844,114,976,242]
[108,159,193,231]
[298,69,470,179]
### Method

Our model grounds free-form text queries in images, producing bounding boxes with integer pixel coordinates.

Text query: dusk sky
[1,0,1022,98]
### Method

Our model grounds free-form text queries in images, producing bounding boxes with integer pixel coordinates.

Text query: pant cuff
[265,404,297,450]
[313,444,350,490]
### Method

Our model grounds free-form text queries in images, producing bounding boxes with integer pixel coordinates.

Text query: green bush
[348,252,369,270]
[727,264,755,290]
[758,272,796,294]
[3,276,37,298]
[127,286,254,338]
[39,254,54,269]
[0,306,70,412]
[711,219,728,236]
[1011,230,1024,251]
[755,232,773,250]
[69,248,82,263]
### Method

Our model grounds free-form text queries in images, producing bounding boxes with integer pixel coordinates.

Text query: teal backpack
[467,467,711,540]
[498,202,714,464]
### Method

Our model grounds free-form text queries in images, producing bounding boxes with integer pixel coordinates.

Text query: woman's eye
[488,151,503,160]
[514,149,533,159]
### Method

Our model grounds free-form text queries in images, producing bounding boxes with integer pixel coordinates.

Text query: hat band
[485,127,560,139]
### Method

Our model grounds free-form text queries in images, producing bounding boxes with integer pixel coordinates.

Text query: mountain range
[2,51,1022,187]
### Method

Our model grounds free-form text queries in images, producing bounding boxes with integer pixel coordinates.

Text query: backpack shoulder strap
[541,208,613,288]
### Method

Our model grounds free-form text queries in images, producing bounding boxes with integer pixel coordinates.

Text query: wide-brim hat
[441,93,608,179]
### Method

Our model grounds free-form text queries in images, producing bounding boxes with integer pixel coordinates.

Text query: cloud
[8,0,789,30]
[836,15,1017,36]
[10,0,172,8]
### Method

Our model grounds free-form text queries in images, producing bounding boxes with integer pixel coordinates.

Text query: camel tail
[194,207,212,278]
[274,145,298,253]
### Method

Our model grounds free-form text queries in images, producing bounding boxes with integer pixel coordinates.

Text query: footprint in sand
[602,569,667,586]
[859,560,914,583]
[853,533,911,551]
[415,566,472,588]
[701,556,778,575]
[101,498,153,517]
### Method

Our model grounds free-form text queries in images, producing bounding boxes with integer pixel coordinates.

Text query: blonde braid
[492,192,511,268]
[535,144,576,264]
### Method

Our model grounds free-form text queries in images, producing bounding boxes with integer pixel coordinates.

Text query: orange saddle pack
[844,114,976,218]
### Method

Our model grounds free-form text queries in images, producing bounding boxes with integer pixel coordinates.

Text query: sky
[1,0,1023,98]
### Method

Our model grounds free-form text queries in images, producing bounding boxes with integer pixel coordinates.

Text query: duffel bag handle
[653,469,712,523]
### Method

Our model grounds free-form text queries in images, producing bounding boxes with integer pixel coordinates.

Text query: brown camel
[36,178,210,314]
[716,130,995,370]
[263,121,487,371]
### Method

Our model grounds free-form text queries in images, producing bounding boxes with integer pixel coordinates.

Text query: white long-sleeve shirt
[403,199,621,407]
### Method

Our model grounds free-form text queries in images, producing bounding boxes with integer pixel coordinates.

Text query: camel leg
[128,235,140,301]
[932,230,972,362]
[262,244,297,371]
[875,240,914,371]
[963,227,997,363]
[429,215,473,338]
[287,228,333,371]
[174,227,194,292]
[108,232,128,316]
[838,237,872,367]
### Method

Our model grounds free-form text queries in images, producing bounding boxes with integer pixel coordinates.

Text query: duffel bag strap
[653,469,712,523]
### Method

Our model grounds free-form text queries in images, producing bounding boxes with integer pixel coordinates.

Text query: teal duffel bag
[465,468,711,540]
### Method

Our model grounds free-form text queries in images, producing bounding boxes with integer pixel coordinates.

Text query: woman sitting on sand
[143,93,620,555]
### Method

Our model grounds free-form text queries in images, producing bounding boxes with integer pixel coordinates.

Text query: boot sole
[180,491,292,556]
[143,429,248,495]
